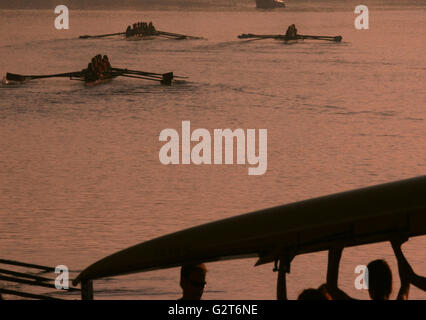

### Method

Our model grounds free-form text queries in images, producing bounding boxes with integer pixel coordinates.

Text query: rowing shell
[74,175,426,284]
[125,35,157,41]
[281,39,301,45]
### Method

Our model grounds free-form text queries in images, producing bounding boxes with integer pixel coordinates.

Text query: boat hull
[74,175,426,283]
[84,75,117,87]
[281,39,301,45]
[125,35,156,41]
[256,0,286,9]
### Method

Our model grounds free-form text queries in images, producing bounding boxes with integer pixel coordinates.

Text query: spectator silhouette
[298,284,332,300]
[326,240,411,300]
[178,263,207,300]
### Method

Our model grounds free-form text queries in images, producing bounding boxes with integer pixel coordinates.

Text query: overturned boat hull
[74,175,426,284]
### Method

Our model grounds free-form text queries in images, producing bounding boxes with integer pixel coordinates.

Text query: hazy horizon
[0,0,424,10]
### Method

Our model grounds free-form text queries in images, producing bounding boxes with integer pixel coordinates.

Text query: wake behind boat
[4,54,182,87]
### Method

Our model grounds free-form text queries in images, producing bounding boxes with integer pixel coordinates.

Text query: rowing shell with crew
[79,21,205,41]
[3,54,186,87]
[238,24,343,43]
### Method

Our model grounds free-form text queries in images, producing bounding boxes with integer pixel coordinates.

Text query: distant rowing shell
[256,0,286,9]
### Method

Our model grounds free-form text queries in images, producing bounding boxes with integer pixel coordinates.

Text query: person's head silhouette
[367,259,392,300]
[298,288,329,300]
[179,264,207,300]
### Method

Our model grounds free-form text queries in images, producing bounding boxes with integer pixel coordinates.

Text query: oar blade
[6,73,27,82]
[160,72,174,86]
[238,34,255,39]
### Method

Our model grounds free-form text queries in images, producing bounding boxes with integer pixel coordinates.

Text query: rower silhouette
[285,24,298,40]
[178,264,207,300]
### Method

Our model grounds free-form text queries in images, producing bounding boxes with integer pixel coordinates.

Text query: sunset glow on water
[0,1,425,300]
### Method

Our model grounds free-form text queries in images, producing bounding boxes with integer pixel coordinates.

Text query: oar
[156,33,187,40]
[161,72,173,86]
[238,33,286,40]
[118,74,162,81]
[298,35,342,42]
[115,72,174,86]
[112,68,162,79]
[238,33,342,42]
[6,71,83,82]
[155,30,205,40]
[112,68,187,79]
[79,32,125,39]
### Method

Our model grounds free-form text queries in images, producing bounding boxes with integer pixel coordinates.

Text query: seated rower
[148,22,156,34]
[91,57,98,74]
[126,25,132,38]
[102,55,112,73]
[285,24,298,40]
[84,63,97,82]
[92,55,103,79]
[96,62,104,79]
[96,55,103,70]
[142,22,148,35]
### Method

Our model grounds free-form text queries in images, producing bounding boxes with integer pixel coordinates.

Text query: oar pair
[79,32,125,39]
[238,33,343,42]
[5,71,84,82]
[5,68,183,86]
[79,30,204,40]
[111,68,175,86]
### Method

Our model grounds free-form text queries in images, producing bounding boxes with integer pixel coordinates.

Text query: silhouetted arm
[391,240,410,300]
[276,254,294,300]
[410,274,426,291]
[391,239,426,292]
[326,247,354,300]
